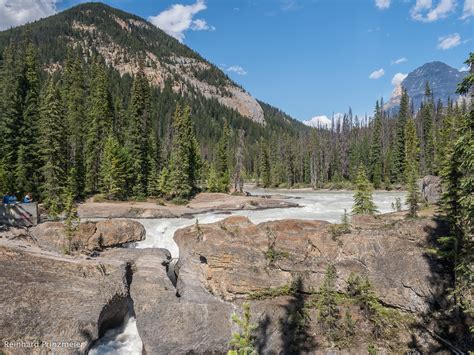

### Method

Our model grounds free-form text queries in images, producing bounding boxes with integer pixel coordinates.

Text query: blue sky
[1,0,473,122]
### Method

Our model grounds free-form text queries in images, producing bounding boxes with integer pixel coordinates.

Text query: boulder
[30,219,145,253]
[90,219,146,249]
[418,175,442,204]
[0,238,129,354]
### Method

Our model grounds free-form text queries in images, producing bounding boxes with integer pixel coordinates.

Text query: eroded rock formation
[29,219,145,253]
[1,212,469,354]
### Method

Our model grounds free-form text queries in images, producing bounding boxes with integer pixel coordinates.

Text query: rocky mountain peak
[384,61,469,112]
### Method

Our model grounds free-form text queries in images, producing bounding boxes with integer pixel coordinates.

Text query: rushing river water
[136,187,406,258]
[89,188,406,354]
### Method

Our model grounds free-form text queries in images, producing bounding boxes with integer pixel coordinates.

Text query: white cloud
[460,64,470,71]
[461,0,474,19]
[303,113,344,129]
[437,33,461,49]
[391,57,408,65]
[0,0,57,30]
[375,0,391,9]
[391,72,408,86]
[191,18,215,31]
[411,0,456,22]
[226,65,247,76]
[369,68,385,79]
[148,0,214,42]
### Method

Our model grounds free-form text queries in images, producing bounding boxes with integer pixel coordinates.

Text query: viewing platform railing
[0,203,39,227]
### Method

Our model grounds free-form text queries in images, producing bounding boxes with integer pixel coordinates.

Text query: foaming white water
[136,212,228,257]
[88,315,142,355]
[135,189,406,258]
[94,189,406,353]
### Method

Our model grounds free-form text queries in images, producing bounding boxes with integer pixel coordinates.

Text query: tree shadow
[413,216,473,353]
[279,277,317,354]
[256,314,271,354]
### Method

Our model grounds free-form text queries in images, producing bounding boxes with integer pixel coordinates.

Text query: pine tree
[147,132,161,197]
[206,163,220,192]
[158,167,171,197]
[85,59,111,194]
[39,79,66,217]
[341,209,351,233]
[14,145,29,197]
[259,142,271,188]
[63,174,80,254]
[215,120,231,192]
[16,42,41,196]
[317,264,340,343]
[369,101,383,188]
[0,43,23,193]
[352,165,377,215]
[100,135,129,199]
[405,117,420,218]
[0,160,8,196]
[63,51,86,198]
[420,82,435,175]
[392,88,409,183]
[129,65,151,197]
[169,104,201,199]
[228,302,257,355]
[284,133,295,188]
[233,129,245,193]
[439,54,474,319]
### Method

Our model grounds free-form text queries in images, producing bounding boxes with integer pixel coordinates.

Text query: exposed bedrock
[174,215,443,313]
[0,237,130,354]
[1,211,466,354]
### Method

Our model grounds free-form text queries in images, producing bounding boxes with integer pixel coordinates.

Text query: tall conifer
[85,59,111,194]
[369,101,383,188]
[392,88,409,183]
[63,52,86,198]
[129,65,151,197]
[405,117,420,218]
[39,80,66,216]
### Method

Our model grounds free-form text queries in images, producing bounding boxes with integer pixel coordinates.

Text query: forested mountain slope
[0,2,271,124]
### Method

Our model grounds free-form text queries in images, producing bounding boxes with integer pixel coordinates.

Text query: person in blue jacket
[2,193,9,204]
[9,194,17,204]
[23,193,32,203]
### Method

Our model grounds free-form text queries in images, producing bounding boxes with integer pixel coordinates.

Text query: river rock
[174,215,443,313]
[0,237,129,354]
[30,219,145,253]
[418,175,442,204]
[170,215,458,353]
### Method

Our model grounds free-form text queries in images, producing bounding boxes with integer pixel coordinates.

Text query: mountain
[385,61,469,111]
[0,2,304,130]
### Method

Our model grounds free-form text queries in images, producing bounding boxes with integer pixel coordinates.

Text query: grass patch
[248,283,295,300]
[264,245,289,263]
[171,197,188,205]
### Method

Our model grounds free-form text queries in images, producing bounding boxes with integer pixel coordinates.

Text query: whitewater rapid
[88,188,406,354]
[135,188,406,258]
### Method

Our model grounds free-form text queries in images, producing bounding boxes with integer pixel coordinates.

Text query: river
[89,188,406,354]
